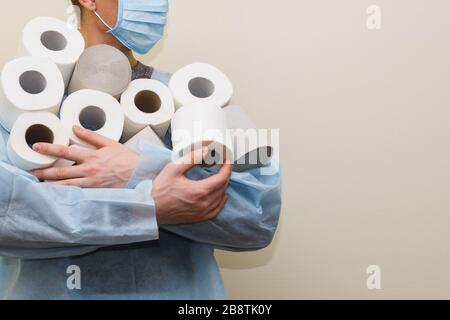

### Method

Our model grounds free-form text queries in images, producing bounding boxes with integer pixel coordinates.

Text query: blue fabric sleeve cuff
[127,140,173,189]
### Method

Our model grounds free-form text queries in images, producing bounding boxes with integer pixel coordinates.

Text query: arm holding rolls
[163,163,281,251]
[0,127,159,259]
[132,140,282,251]
[0,169,159,259]
[32,128,281,251]
[8,128,228,260]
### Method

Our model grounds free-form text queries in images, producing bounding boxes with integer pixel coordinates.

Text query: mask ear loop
[94,11,113,31]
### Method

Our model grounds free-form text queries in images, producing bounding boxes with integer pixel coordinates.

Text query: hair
[71,0,79,5]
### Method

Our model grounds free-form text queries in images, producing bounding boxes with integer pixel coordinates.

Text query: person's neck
[79,16,138,68]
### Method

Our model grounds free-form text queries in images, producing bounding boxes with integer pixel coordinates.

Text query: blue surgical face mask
[94,0,168,55]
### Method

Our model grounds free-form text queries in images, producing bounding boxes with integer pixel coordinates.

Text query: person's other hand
[31,126,139,188]
[153,147,232,225]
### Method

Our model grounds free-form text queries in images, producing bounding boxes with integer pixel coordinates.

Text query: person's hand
[153,147,232,225]
[31,126,139,188]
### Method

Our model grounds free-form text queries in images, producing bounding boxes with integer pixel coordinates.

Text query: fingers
[179,194,228,224]
[203,195,229,221]
[72,126,116,149]
[33,143,91,163]
[172,146,209,175]
[205,182,229,206]
[201,161,233,191]
[189,181,229,218]
[31,165,86,181]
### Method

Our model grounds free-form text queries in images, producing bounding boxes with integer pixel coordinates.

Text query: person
[0,0,281,300]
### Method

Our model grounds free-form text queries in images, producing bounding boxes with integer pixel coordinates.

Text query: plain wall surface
[1,0,449,299]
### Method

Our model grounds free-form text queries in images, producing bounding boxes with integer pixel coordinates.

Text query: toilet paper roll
[124,127,166,151]
[224,105,274,172]
[19,16,85,88]
[7,112,70,171]
[0,56,65,132]
[68,44,132,98]
[169,63,233,109]
[120,79,175,141]
[60,89,125,149]
[171,102,234,165]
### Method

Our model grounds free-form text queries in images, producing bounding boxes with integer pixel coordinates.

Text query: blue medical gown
[0,69,282,300]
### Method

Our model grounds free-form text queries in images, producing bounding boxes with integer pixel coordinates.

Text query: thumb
[73,126,116,149]
[172,146,209,175]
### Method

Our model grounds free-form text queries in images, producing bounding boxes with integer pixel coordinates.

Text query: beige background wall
[1,0,449,299]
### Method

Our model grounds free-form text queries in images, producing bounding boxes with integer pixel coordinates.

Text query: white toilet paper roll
[19,16,85,88]
[120,79,175,141]
[171,102,234,165]
[224,105,274,172]
[68,44,132,98]
[124,127,166,151]
[60,89,125,149]
[169,63,233,109]
[0,56,65,132]
[7,112,69,171]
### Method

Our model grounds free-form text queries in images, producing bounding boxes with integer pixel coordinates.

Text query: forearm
[163,195,280,251]
[129,140,282,250]
[0,163,159,251]
[0,245,102,260]
[127,139,173,188]
[163,162,282,251]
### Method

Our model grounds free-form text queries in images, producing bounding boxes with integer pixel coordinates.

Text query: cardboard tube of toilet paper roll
[60,89,125,149]
[171,102,234,165]
[224,105,274,172]
[169,63,233,109]
[68,44,132,98]
[0,56,65,132]
[120,79,175,141]
[18,16,85,88]
[7,112,70,171]
[124,127,166,151]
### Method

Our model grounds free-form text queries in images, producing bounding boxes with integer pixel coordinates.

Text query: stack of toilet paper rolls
[0,16,274,172]
[1,17,84,170]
